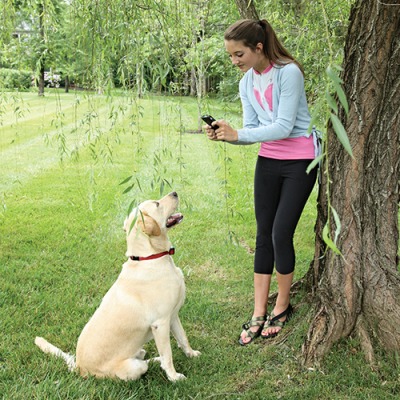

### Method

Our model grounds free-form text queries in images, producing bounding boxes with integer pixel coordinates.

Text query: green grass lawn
[0,90,398,399]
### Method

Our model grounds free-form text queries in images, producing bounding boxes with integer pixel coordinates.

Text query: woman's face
[224,39,268,73]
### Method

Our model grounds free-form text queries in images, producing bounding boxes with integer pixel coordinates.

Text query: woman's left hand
[213,119,238,142]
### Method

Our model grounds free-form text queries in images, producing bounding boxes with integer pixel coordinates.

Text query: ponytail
[224,19,304,75]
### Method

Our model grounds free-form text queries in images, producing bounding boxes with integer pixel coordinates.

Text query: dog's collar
[129,247,175,261]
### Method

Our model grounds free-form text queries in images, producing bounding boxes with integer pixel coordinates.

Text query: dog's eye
[154,201,160,207]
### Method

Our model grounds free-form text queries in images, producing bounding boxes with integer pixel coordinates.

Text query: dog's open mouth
[166,213,183,228]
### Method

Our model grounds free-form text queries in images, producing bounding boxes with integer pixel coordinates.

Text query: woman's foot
[261,304,293,339]
[238,315,266,345]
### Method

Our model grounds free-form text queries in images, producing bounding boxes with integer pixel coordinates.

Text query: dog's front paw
[135,349,146,360]
[186,349,201,358]
[169,372,186,382]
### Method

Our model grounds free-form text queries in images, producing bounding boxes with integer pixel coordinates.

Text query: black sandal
[238,315,266,346]
[261,304,293,339]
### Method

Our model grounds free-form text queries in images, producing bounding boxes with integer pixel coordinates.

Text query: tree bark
[303,0,400,365]
[234,0,259,20]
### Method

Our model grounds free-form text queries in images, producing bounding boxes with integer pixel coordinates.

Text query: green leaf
[160,180,164,196]
[127,200,136,216]
[325,90,338,114]
[333,82,349,115]
[122,184,135,194]
[306,155,324,174]
[322,223,342,255]
[330,113,353,158]
[119,175,133,185]
[127,209,145,236]
[136,178,142,192]
[326,65,343,85]
[326,66,349,114]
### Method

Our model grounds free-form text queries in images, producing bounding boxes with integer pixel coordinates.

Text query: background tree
[234,0,259,19]
[2,0,66,94]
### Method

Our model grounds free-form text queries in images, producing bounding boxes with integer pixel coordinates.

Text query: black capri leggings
[253,156,317,275]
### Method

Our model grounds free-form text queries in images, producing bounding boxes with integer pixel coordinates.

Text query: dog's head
[124,191,183,257]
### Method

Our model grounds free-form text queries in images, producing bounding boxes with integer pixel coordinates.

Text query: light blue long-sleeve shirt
[235,62,311,145]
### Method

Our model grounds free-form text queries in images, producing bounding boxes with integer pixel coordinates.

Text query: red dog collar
[130,247,175,261]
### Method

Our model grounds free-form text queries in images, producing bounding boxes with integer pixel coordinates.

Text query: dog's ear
[138,213,161,237]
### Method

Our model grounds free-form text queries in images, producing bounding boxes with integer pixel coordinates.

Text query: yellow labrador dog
[35,191,200,381]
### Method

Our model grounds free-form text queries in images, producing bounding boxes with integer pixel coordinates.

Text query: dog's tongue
[166,213,183,228]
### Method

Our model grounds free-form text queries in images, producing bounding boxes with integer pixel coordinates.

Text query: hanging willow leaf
[326,66,349,115]
[127,199,136,216]
[306,154,324,174]
[325,89,338,114]
[122,184,135,194]
[159,180,165,196]
[323,223,342,255]
[330,113,353,158]
[326,65,343,84]
[136,177,142,192]
[128,209,142,235]
[119,175,133,185]
[333,82,349,115]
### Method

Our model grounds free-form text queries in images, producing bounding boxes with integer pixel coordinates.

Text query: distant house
[12,21,34,40]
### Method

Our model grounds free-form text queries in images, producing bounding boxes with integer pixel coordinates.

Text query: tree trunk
[38,64,45,96]
[303,0,400,365]
[234,0,259,20]
[38,2,45,97]
[65,75,70,93]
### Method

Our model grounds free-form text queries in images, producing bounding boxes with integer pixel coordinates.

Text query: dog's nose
[170,191,178,198]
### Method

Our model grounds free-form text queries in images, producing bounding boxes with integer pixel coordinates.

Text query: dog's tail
[34,336,76,371]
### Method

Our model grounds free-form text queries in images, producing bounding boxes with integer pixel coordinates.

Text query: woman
[204,19,318,345]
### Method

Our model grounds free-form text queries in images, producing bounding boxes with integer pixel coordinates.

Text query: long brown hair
[224,19,304,74]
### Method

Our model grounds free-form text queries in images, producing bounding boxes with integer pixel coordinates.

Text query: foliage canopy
[1,0,352,105]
